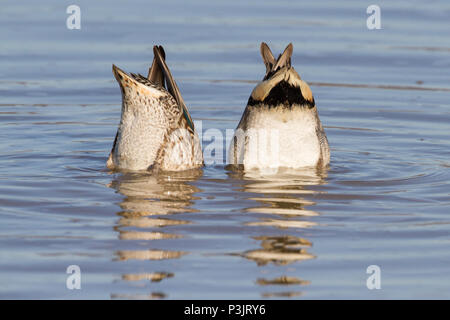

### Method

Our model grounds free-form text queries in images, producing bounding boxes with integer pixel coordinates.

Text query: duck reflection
[121,272,174,282]
[228,166,328,298]
[110,170,202,217]
[242,235,314,266]
[109,169,202,248]
[108,169,202,298]
[111,292,166,300]
[257,276,310,286]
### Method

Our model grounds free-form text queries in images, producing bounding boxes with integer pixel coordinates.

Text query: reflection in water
[115,249,186,261]
[246,219,316,229]
[118,230,180,240]
[118,217,190,228]
[257,276,310,286]
[109,170,202,217]
[108,166,326,298]
[262,291,303,298]
[242,235,314,266]
[258,276,310,298]
[122,272,174,282]
[111,292,166,300]
[108,169,203,298]
[228,166,328,297]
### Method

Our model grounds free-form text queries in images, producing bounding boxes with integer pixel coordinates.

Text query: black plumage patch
[263,68,277,81]
[248,80,315,109]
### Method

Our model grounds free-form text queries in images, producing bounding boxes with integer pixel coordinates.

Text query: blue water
[0,0,449,299]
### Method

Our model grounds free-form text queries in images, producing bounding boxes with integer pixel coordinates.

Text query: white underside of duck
[230,106,322,169]
[109,109,203,172]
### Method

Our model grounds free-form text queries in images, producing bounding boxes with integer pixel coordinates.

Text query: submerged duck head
[248,43,315,109]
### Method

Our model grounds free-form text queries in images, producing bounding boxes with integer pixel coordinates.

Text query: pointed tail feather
[153,46,195,131]
[147,45,166,87]
[273,43,293,71]
[260,42,276,74]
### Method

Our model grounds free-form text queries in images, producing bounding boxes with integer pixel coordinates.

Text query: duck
[228,42,330,170]
[107,45,203,172]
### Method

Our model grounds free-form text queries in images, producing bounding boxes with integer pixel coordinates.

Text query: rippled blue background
[0,0,449,299]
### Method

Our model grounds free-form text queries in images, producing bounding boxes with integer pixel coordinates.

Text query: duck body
[235,104,325,169]
[107,46,203,172]
[229,43,329,170]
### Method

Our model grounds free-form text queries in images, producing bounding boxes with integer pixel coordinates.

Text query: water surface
[0,0,450,299]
